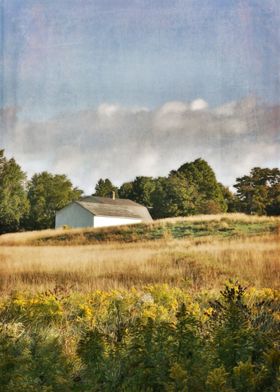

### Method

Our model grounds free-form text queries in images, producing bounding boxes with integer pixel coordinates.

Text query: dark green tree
[151,174,197,219]
[234,167,280,215]
[177,158,227,214]
[94,178,118,198]
[119,177,155,207]
[26,172,83,230]
[266,181,280,215]
[118,181,134,200]
[0,150,29,233]
[219,183,238,213]
[131,176,156,207]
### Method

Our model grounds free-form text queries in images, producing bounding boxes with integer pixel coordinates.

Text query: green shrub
[0,283,279,391]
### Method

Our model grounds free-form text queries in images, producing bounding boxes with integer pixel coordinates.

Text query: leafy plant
[0,283,279,391]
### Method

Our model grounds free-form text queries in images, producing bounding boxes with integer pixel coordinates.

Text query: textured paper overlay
[0,0,279,192]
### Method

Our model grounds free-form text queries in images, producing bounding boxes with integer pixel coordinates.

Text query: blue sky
[0,0,279,191]
[1,0,279,119]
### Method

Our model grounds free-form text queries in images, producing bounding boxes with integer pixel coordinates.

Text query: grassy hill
[0,213,279,293]
[0,213,279,246]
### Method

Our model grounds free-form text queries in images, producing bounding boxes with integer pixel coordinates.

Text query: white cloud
[190,99,208,111]
[154,101,189,132]
[97,103,120,117]
[158,101,189,115]
[1,98,279,192]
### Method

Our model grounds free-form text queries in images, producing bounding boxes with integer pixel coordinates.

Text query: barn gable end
[55,202,94,228]
[55,196,152,229]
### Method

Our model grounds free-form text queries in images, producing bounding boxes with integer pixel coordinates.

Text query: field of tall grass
[0,214,280,293]
[0,214,279,390]
[0,214,279,294]
[0,233,279,294]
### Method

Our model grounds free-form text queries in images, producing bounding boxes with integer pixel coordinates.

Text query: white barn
[55,196,153,229]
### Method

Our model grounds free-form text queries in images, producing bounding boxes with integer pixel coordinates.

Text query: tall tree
[26,172,83,230]
[94,178,118,198]
[131,176,156,207]
[151,174,197,219]
[177,158,227,213]
[118,159,227,217]
[219,183,238,213]
[119,177,156,207]
[266,171,280,215]
[234,167,280,215]
[0,150,29,233]
[118,181,134,200]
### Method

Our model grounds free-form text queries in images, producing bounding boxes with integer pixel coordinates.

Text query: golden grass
[0,232,279,294]
[0,227,83,246]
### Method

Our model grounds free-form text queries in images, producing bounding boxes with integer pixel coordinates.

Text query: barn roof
[74,196,153,221]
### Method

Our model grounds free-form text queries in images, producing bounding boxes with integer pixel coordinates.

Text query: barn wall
[93,216,141,228]
[55,203,94,228]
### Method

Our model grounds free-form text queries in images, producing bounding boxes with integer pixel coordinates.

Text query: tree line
[94,159,280,219]
[0,150,82,234]
[0,149,279,233]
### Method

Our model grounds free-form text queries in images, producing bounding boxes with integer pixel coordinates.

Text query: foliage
[0,150,279,234]
[118,181,134,200]
[94,178,118,198]
[119,176,156,208]
[119,159,228,218]
[234,167,280,216]
[219,183,239,213]
[99,164,280,218]
[177,158,227,214]
[0,150,29,233]
[0,283,279,391]
[0,322,73,391]
[25,172,83,230]
[151,174,197,218]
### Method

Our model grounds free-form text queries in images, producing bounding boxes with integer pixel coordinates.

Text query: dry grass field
[0,213,279,294]
[0,214,279,390]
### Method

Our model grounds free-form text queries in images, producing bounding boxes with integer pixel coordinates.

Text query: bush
[0,283,279,391]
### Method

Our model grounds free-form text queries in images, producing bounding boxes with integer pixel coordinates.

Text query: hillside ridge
[0,213,279,246]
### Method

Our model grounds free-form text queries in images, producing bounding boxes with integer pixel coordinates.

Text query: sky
[0,0,279,193]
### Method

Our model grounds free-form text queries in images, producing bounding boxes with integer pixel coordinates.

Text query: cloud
[1,97,279,193]
[97,103,120,117]
[154,101,190,132]
[158,101,189,115]
[190,99,208,111]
